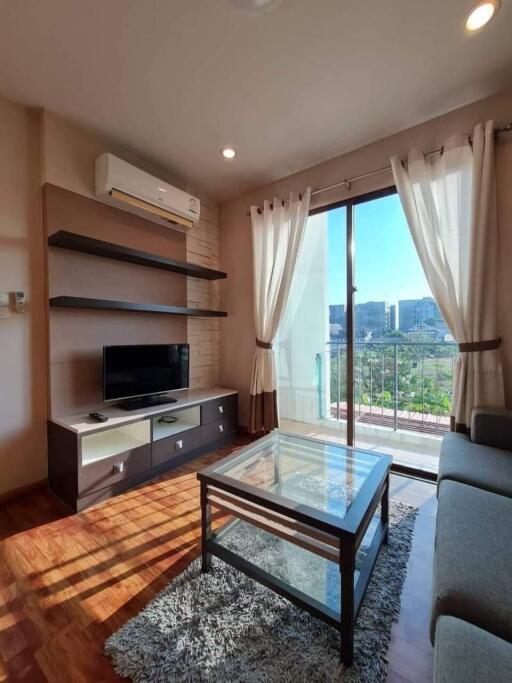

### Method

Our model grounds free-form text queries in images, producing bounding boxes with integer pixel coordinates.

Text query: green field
[328,344,457,417]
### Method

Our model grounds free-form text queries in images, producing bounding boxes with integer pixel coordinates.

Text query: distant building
[406,322,441,342]
[329,323,343,339]
[329,304,345,325]
[329,304,346,339]
[355,301,390,339]
[398,297,442,332]
[329,298,446,340]
[389,304,396,331]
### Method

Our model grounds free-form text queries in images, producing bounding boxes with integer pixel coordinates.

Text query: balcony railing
[317,341,458,437]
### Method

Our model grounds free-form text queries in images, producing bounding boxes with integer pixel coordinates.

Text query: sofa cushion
[472,408,512,451]
[438,432,512,498]
[434,616,512,683]
[432,480,512,643]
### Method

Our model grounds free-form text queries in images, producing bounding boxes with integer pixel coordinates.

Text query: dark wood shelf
[49,296,227,317]
[48,230,227,281]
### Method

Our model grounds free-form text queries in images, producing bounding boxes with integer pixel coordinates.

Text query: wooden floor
[0,437,436,682]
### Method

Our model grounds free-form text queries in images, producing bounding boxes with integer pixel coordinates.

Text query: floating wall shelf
[49,296,227,317]
[48,230,227,281]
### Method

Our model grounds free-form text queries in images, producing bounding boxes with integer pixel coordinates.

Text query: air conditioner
[95,153,200,229]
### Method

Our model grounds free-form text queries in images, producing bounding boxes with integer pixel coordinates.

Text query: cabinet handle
[218,405,224,414]
[113,462,124,474]
[218,424,224,433]
[176,440,183,450]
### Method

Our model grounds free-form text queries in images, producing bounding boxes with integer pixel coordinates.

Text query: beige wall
[219,89,512,427]
[42,111,222,392]
[0,96,47,495]
[0,105,222,495]
[3,85,510,492]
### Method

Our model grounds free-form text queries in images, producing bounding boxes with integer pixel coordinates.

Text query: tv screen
[103,344,189,402]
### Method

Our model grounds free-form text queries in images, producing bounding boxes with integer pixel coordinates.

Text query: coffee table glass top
[211,431,382,522]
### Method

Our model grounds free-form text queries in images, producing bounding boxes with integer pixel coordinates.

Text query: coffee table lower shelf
[203,514,387,666]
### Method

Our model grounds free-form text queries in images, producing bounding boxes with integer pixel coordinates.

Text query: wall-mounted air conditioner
[95,153,200,229]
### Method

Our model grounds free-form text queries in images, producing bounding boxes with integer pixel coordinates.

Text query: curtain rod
[247,122,512,215]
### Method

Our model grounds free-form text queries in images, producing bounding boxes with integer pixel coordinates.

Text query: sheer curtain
[249,189,311,433]
[391,120,504,431]
[276,209,332,426]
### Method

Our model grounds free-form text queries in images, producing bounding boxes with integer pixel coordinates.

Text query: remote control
[89,412,109,422]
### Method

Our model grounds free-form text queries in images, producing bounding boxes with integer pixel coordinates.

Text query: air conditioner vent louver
[95,153,200,230]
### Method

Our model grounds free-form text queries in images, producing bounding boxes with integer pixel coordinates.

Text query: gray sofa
[432,408,512,682]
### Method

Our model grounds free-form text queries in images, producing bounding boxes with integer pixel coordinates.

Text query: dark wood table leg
[200,481,211,572]
[340,538,355,667]
[382,474,390,544]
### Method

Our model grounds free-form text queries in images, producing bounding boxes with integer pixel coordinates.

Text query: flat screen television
[103,343,189,410]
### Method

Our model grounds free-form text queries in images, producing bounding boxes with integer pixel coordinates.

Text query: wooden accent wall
[44,184,188,416]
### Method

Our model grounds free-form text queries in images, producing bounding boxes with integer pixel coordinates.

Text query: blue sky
[326,193,432,307]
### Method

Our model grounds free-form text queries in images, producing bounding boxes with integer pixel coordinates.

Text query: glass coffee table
[197,431,392,666]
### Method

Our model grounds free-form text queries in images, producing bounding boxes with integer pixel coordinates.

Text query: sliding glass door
[278,187,454,474]
[352,191,454,474]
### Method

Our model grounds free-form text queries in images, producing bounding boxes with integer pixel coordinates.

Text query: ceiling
[0,0,511,201]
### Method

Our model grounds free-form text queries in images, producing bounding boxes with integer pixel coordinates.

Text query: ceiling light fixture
[465,0,500,32]
[221,147,236,159]
[229,0,283,14]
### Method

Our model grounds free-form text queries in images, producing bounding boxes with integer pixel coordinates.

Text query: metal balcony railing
[317,340,458,437]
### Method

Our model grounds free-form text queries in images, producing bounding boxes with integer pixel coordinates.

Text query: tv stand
[47,388,239,511]
[118,395,178,411]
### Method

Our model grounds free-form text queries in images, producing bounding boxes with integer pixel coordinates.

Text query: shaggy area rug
[105,499,417,683]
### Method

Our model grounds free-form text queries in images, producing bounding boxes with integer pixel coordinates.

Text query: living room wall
[0,95,47,496]
[0,101,222,497]
[219,88,512,427]
[41,112,222,391]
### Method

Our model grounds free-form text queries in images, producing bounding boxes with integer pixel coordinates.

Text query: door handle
[113,462,124,474]
[176,440,183,450]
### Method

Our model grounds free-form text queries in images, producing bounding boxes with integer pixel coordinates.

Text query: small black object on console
[89,412,109,423]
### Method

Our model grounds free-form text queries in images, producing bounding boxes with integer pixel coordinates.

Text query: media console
[47,387,239,511]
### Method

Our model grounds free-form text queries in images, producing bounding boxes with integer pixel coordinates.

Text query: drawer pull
[218,405,224,414]
[218,424,224,433]
[113,462,124,474]
[176,440,183,450]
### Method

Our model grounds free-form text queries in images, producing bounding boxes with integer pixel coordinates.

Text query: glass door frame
[309,185,436,480]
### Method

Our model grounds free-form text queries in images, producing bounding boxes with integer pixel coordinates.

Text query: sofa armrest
[471,408,512,451]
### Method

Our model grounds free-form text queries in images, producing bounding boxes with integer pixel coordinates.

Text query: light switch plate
[15,291,25,313]
[0,293,9,318]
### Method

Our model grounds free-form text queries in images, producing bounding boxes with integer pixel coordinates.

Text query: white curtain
[249,188,311,432]
[391,120,504,430]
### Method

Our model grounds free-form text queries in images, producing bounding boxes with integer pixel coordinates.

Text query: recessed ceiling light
[465,1,500,32]
[221,147,236,159]
[230,0,283,13]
